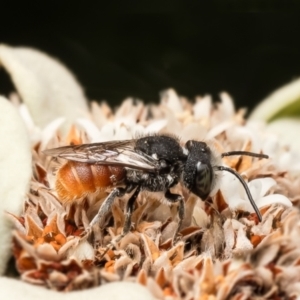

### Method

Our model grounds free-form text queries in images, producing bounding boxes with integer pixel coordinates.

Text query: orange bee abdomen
[55,161,126,202]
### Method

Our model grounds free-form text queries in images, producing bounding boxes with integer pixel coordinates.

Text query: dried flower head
[7,89,300,299]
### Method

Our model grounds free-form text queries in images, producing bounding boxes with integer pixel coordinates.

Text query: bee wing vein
[44,139,159,171]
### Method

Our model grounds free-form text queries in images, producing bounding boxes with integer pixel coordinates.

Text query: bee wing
[43,139,160,171]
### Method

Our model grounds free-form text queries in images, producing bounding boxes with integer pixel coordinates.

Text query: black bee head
[183,140,214,200]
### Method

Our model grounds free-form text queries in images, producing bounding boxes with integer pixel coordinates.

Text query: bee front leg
[164,190,185,244]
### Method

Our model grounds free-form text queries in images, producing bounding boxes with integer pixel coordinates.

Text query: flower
[1,45,300,299]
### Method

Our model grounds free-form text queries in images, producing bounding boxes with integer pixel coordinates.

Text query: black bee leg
[165,190,185,244]
[122,185,141,238]
[107,185,141,250]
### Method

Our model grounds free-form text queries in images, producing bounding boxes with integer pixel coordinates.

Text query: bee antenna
[216,165,262,222]
[221,151,269,159]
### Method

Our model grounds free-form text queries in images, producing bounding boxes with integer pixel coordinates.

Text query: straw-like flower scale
[7,90,300,299]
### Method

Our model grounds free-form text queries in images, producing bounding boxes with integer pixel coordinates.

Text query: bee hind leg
[99,185,140,259]
[83,187,127,237]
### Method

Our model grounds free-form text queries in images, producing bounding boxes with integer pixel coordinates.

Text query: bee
[44,134,268,240]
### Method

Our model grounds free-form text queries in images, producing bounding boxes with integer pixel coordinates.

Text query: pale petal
[277,150,300,173]
[180,123,208,142]
[98,123,115,141]
[144,119,167,134]
[248,177,277,198]
[266,118,300,153]
[40,117,66,149]
[262,134,280,159]
[219,171,247,210]
[216,92,235,120]
[0,97,31,275]
[76,118,101,142]
[0,278,155,300]
[233,227,253,254]
[67,239,95,261]
[225,125,257,150]
[160,88,182,114]
[193,95,212,119]
[255,194,292,209]
[206,120,234,139]
[18,103,41,141]
[0,44,88,128]
[131,124,148,136]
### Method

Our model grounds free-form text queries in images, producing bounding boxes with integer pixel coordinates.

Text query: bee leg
[164,190,185,244]
[85,187,127,236]
[99,186,139,259]
[122,186,141,238]
[110,185,141,247]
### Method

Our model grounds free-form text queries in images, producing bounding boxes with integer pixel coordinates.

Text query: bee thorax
[125,169,178,192]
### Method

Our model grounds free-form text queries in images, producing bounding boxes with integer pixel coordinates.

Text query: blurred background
[1,3,300,113]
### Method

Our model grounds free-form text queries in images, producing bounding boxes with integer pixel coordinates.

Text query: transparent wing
[43,139,160,171]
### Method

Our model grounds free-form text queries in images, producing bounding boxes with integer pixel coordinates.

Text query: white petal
[266,118,300,153]
[99,123,116,141]
[0,44,88,128]
[144,119,167,133]
[76,118,101,142]
[219,171,247,210]
[262,134,280,158]
[18,103,36,130]
[160,88,182,113]
[220,92,235,110]
[181,123,207,142]
[40,117,66,149]
[0,278,155,300]
[206,120,234,139]
[18,103,41,143]
[233,227,253,254]
[216,92,235,120]
[131,124,148,137]
[67,239,95,261]
[247,178,263,200]
[225,125,258,150]
[0,97,31,274]
[256,194,292,209]
[193,95,212,119]
[248,177,277,198]
[278,150,300,173]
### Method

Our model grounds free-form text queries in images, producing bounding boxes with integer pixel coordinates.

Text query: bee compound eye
[193,162,213,200]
